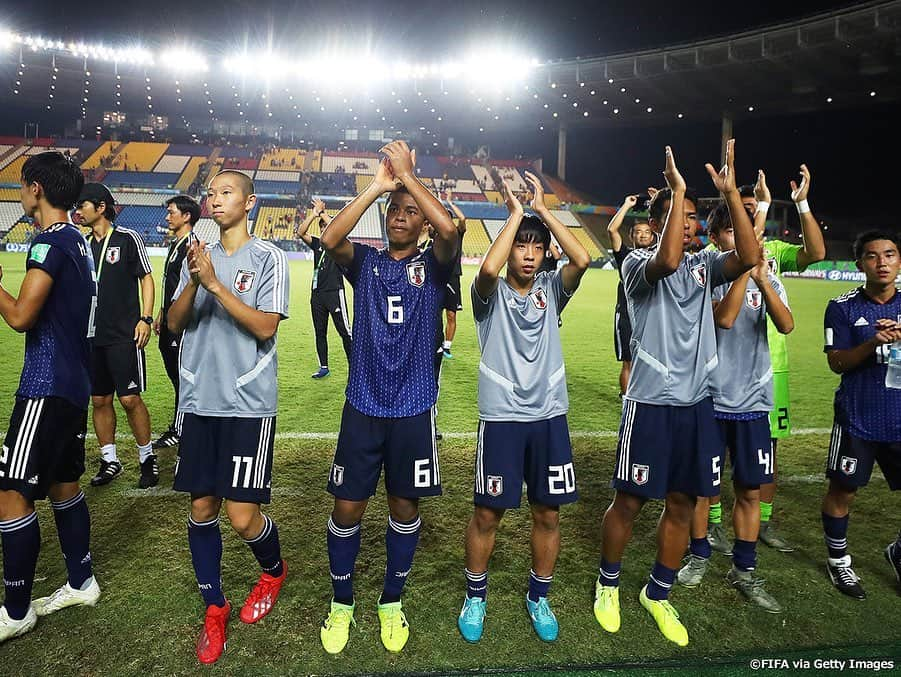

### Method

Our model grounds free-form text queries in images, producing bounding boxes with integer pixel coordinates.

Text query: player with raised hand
[0,152,98,642]
[593,141,760,647]
[167,170,290,665]
[457,174,589,644]
[819,230,901,600]
[319,141,458,655]
[677,203,793,615]
[607,194,655,397]
[441,190,467,360]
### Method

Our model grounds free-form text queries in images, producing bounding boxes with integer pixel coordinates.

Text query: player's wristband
[796,199,810,214]
[140,316,153,325]
[756,201,770,215]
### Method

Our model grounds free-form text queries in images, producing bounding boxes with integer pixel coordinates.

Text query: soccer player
[0,152,99,641]
[296,198,352,379]
[441,191,467,360]
[593,141,760,646]
[457,174,589,643]
[152,195,200,449]
[607,194,655,397]
[319,141,459,654]
[677,203,793,614]
[74,184,157,488]
[167,170,290,664]
[820,230,901,600]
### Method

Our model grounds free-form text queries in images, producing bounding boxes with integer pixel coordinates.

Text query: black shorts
[91,342,146,397]
[826,418,901,490]
[444,276,463,312]
[174,413,276,503]
[0,397,87,501]
[614,304,632,362]
[715,416,774,488]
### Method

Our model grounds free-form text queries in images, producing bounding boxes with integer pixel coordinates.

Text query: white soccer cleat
[0,605,37,643]
[32,578,101,616]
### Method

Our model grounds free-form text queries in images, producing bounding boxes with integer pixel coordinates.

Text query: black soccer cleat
[826,556,866,600]
[90,460,123,487]
[884,542,901,590]
[151,427,180,450]
[138,455,160,489]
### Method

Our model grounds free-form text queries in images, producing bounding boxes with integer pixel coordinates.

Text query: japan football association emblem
[105,246,120,264]
[406,261,426,287]
[631,463,649,485]
[839,456,857,476]
[486,475,504,496]
[529,287,548,310]
[689,262,707,287]
[746,289,763,310]
[233,269,256,294]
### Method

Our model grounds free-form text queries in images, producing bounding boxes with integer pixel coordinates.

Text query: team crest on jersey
[486,475,504,496]
[767,257,778,275]
[746,289,763,310]
[840,456,857,476]
[529,287,548,311]
[331,464,345,486]
[105,246,120,264]
[689,262,707,287]
[631,463,649,485]
[233,269,256,294]
[406,261,426,287]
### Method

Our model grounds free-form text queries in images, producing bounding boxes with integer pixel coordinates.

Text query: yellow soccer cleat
[639,585,688,647]
[377,600,410,653]
[320,600,355,654]
[593,581,621,633]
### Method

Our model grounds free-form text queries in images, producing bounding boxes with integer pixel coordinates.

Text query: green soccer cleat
[593,581,621,633]
[320,600,355,654]
[639,585,688,647]
[377,600,410,653]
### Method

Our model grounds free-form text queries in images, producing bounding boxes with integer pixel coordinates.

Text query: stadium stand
[81,141,119,170]
[102,171,180,189]
[110,191,169,206]
[193,217,220,244]
[255,170,301,182]
[0,189,19,201]
[153,155,190,174]
[177,157,208,191]
[462,219,492,257]
[0,203,25,232]
[259,148,305,170]
[0,157,28,184]
[108,142,168,171]
[113,206,169,245]
[309,172,355,196]
[320,153,380,175]
[254,180,301,195]
[3,221,32,244]
[254,205,298,240]
[483,219,506,241]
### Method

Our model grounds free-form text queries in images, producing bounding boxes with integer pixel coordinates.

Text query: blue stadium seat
[113,206,168,245]
[103,171,180,189]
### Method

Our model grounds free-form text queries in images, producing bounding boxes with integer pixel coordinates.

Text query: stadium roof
[0,1,898,137]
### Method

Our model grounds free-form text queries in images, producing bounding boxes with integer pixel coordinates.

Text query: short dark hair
[165,194,201,225]
[648,187,698,223]
[81,198,117,221]
[738,184,755,199]
[853,229,900,260]
[706,201,732,236]
[21,151,84,210]
[211,169,254,196]
[514,214,551,249]
[629,220,650,236]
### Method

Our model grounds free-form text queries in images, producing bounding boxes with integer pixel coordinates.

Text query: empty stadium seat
[111,142,169,171]
[462,220,492,257]
[259,148,305,170]
[103,172,180,189]
[0,202,26,232]
[154,155,190,173]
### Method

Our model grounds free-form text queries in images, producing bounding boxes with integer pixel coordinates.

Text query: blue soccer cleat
[311,367,330,379]
[525,595,558,642]
[457,596,486,643]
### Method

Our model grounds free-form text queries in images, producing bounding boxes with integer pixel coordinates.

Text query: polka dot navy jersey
[823,286,901,442]
[341,242,452,417]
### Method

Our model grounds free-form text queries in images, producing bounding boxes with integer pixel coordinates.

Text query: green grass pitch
[0,251,897,675]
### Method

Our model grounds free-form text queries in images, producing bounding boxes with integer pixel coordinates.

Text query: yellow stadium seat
[568,226,601,259]
[81,142,118,170]
[0,157,27,184]
[462,219,492,258]
[253,206,298,240]
[484,191,502,204]
[177,157,208,191]
[259,148,305,170]
[0,188,20,201]
[111,142,169,171]
[355,175,370,193]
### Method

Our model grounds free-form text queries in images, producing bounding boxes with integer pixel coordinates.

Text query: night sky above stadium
[2,0,897,231]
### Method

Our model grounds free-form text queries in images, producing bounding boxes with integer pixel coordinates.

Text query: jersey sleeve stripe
[256,240,288,313]
[118,227,153,274]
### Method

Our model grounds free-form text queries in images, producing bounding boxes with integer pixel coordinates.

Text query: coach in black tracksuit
[297,199,352,378]
[152,195,200,448]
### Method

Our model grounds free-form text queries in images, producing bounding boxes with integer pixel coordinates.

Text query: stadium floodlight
[160,48,208,73]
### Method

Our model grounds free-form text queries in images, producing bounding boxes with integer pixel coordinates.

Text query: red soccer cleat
[196,600,231,664]
[240,561,287,624]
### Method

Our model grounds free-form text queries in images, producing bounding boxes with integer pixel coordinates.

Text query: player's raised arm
[753,170,771,237]
[296,198,324,246]
[607,194,639,253]
[524,171,590,293]
[713,271,751,330]
[0,266,54,332]
[752,261,794,334]
[706,139,761,280]
[475,179,523,300]
[790,164,826,268]
[322,158,400,266]
[643,146,687,283]
[382,141,459,264]
[445,191,467,233]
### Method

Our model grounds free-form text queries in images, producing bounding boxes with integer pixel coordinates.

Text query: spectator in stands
[151,195,200,451]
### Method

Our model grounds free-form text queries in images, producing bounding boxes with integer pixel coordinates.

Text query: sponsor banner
[782,262,900,283]
[5,243,29,253]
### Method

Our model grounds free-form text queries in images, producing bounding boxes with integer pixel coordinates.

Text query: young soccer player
[820,230,901,600]
[319,141,459,654]
[74,183,157,488]
[608,194,656,396]
[457,174,589,643]
[593,141,760,647]
[441,191,467,360]
[152,195,200,449]
[296,198,352,379]
[677,203,793,614]
[0,152,99,641]
[167,170,290,664]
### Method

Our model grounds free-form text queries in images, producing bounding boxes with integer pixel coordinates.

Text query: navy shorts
[473,415,578,509]
[444,276,463,312]
[826,417,901,491]
[91,342,146,397]
[0,397,87,501]
[174,413,275,503]
[613,305,632,362]
[328,401,441,501]
[715,416,774,488]
[613,397,722,499]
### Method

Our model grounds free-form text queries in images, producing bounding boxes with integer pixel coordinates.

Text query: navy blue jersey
[342,242,451,417]
[824,286,901,442]
[19,223,96,409]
